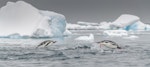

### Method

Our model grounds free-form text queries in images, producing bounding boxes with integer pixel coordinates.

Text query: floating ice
[77,21,99,26]
[103,30,128,37]
[124,21,146,31]
[111,14,148,31]
[67,23,99,30]
[75,34,94,42]
[67,21,111,30]
[67,23,83,30]
[99,21,111,29]
[63,29,72,36]
[123,35,139,40]
[112,14,140,28]
[145,24,150,31]
[0,1,67,38]
[67,14,150,31]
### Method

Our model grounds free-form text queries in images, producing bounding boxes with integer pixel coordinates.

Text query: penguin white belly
[48,42,53,46]
[104,43,117,49]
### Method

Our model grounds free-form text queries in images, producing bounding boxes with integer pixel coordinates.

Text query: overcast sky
[0,0,150,24]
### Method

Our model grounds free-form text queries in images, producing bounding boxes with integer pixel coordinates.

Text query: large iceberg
[0,1,67,38]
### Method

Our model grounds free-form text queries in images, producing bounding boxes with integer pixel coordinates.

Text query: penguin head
[53,41,57,43]
[96,41,110,45]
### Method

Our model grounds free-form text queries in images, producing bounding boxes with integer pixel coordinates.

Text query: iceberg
[111,14,149,31]
[67,23,100,30]
[112,14,140,28]
[67,14,150,31]
[32,10,67,38]
[0,1,67,38]
[99,21,111,29]
[124,21,146,31]
[77,21,99,26]
[145,24,150,31]
[63,29,72,36]
[67,21,111,30]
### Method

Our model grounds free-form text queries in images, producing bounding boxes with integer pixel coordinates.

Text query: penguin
[36,40,57,48]
[96,40,121,49]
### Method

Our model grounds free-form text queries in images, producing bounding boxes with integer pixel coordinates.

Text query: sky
[0,0,150,24]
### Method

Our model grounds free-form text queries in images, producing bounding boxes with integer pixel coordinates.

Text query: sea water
[0,30,149,67]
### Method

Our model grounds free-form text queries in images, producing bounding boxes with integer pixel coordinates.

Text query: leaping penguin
[36,40,57,48]
[96,40,121,49]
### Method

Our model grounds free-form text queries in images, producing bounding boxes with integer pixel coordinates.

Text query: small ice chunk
[103,30,128,37]
[123,35,139,40]
[75,34,94,42]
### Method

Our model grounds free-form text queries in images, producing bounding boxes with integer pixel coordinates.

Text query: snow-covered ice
[111,14,140,28]
[103,30,128,37]
[67,14,150,31]
[124,21,146,31]
[63,29,72,36]
[77,21,99,26]
[111,14,149,31]
[67,21,111,30]
[75,34,94,42]
[99,21,111,29]
[123,35,139,40]
[0,1,67,38]
[67,23,100,30]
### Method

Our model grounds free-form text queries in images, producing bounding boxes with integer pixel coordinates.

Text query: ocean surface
[0,30,150,67]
